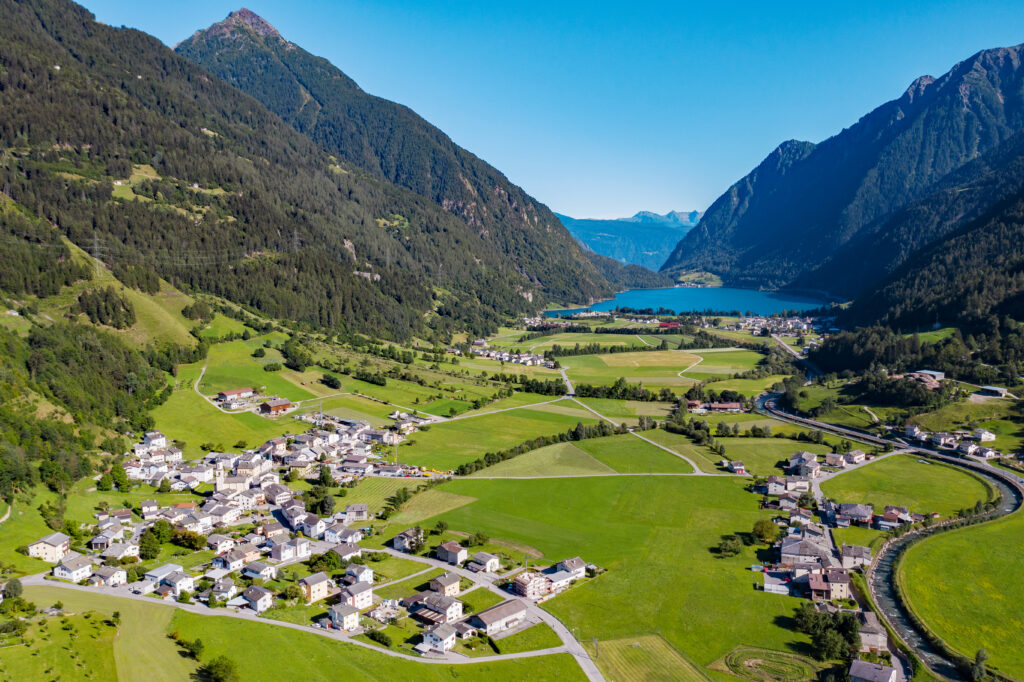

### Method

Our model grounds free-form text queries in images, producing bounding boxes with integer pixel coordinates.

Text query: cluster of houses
[902,424,1003,459]
[685,400,747,414]
[469,347,554,368]
[731,315,815,334]
[124,419,431,498]
[510,557,588,601]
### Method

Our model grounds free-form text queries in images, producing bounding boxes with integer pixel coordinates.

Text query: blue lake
[545,286,826,317]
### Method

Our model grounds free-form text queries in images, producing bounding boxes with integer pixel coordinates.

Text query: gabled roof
[474,599,528,625]
[300,571,330,586]
[36,532,70,547]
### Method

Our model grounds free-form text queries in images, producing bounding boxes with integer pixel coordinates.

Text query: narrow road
[559,367,575,395]
[448,397,566,421]
[635,334,652,347]
[628,430,730,476]
[676,355,703,378]
[569,397,618,426]
[192,364,229,413]
[770,334,822,379]
[0,502,10,524]
[757,392,1024,680]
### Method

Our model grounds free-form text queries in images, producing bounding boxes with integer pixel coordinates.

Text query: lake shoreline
[544,285,832,317]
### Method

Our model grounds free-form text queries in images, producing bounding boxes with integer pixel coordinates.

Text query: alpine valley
[2,3,1024,682]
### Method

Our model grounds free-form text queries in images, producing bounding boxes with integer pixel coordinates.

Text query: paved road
[758,394,1024,680]
[559,367,575,395]
[676,355,703,378]
[628,431,735,476]
[770,334,822,379]
[21,545,604,679]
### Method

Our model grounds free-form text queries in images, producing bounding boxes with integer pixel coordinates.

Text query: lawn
[575,434,695,473]
[563,350,699,389]
[680,349,764,382]
[712,438,832,476]
[374,568,446,600]
[365,554,429,582]
[397,405,602,470]
[406,475,812,675]
[899,509,1024,680]
[339,477,427,514]
[819,455,991,517]
[468,442,615,478]
[635,429,721,473]
[494,622,563,654]
[831,526,885,550]
[460,587,505,614]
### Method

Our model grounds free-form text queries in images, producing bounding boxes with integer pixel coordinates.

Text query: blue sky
[82,1,1024,218]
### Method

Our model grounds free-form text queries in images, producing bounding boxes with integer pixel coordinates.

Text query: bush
[366,629,392,647]
[263,362,283,372]
[204,656,240,682]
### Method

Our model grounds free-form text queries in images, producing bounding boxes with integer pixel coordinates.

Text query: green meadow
[900,510,1024,679]
[564,350,701,388]
[820,455,991,517]
[403,476,811,676]
[574,433,695,473]
[397,405,602,470]
[20,586,585,681]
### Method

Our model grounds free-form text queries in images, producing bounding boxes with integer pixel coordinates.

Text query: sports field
[564,350,700,388]
[900,510,1024,679]
[820,455,991,517]
[406,475,811,674]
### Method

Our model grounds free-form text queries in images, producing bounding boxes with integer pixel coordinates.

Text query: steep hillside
[175,9,609,305]
[662,44,1024,289]
[556,211,700,270]
[795,130,1024,301]
[583,251,674,290]
[0,0,576,341]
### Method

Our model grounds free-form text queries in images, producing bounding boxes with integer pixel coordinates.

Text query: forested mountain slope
[796,129,1024,302]
[662,44,1024,289]
[175,9,608,305]
[0,0,581,341]
[556,211,700,270]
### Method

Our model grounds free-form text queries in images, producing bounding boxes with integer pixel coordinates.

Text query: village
[21,419,597,660]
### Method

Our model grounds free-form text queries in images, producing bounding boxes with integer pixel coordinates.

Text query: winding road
[757,392,1024,680]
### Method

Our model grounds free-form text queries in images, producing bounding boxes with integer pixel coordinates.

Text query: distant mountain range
[556,211,701,270]
[661,43,1024,328]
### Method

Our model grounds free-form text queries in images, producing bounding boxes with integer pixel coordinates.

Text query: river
[545,286,828,317]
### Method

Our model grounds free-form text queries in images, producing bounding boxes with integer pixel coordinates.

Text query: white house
[329,603,359,631]
[472,600,529,635]
[242,585,274,613]
[89,566,127,587]
[421,624,457,653]
[557,557,587,580]
[974,428,997,442]
[340,582,374,610]
[346,564,374,584]
[144,563,182,583]
[162,571,195,596]
[207,534,235,553]
[393,527,424,552]
[53,555,93,583]
[469,552,500,573]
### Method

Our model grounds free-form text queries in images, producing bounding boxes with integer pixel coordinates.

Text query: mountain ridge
[661,42,1024,291]
[175,9,610,306]
[556,210,701,270]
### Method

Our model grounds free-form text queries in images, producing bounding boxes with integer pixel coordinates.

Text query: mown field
[820,455,991,517]
[900,509,1024,680]
[395,475,812,676]
[564,350,700,389]
[909,398,1024,455]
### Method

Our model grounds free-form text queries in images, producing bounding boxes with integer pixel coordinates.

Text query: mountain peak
[208,8,280,39]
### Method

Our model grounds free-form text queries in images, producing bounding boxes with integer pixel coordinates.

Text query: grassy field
[404,475,812,675]
[397,405,601,470]
[900,510,1024,680]
[564,350,700,389]
[197,339,316,401]
[591,634,710,682]
[374,568,446,600]
[494,622,563,654]
[0,609,119,682]
[468,442,616,478]
[151,364,297,457]
[820,455,991,517]
[20,586,585,681]
[514,332,649,352]
[831,526,885,550]
[680,349,764,381]
[338,477,428,513]
[705,375,788,396]
[910,398,1024,455]
[22,586,198,681]
[575,398,674,425]
[198,313,249,341]
[712,438,832,476]
[575,434,695,473]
